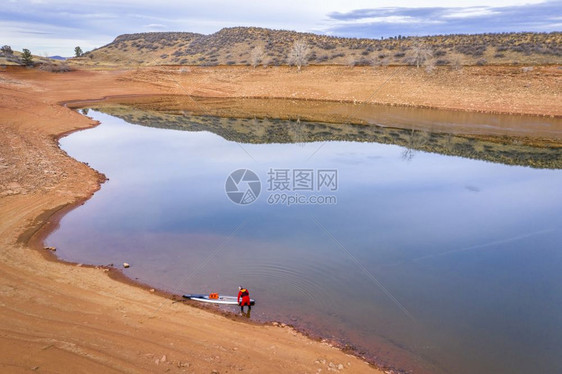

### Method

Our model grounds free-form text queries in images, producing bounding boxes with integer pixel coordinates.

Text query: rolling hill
[79,27,562,67]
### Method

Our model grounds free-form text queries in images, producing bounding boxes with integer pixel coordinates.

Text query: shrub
[250,45,264,68]
[287,40,310,71]
[1,45,13,56]
[410,41,433,68]
[450,56,463,71]
[456,45,486,57]
[21,49,33,66]
[40,60,71,72]
[424,59,436,73]
[353,57,372,66]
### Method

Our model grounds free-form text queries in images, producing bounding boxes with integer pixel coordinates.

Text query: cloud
[2,0,561,55]
[18,30,55,35]
[1,0,320,55]
[145,23,168,30]
[325,1,562,37]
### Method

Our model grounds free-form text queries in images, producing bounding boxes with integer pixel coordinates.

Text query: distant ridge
[48,56,67,60]
[81,27,562,67]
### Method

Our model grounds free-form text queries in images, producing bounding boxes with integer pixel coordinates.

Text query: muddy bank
[0,68,382,373]
[1,64,560,373]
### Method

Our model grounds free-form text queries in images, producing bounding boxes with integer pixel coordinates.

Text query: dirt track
[0,65,560,373]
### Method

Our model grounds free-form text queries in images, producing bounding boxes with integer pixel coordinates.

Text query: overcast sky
[1,0,561,56]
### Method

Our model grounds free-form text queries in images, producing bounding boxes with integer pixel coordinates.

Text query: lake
[47,103,562,374]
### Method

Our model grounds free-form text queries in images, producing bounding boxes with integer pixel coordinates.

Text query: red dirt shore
[0,65,560,373]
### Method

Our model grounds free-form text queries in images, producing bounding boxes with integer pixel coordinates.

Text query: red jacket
[238,288,250,304]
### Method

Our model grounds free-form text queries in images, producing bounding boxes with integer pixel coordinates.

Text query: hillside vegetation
[78,27,562,67]
[0,47,69,71]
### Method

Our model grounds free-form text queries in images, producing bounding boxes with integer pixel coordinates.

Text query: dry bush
[456,44,487,57]
[424,58,436,74]
[250,45,264,68]
[353,57,373,66]
[287,39,310,71]
[39,60,71,73]
[450,56,463,71]
[410,40,433,68]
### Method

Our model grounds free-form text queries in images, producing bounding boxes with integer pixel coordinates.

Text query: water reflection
[48,108,562,374]
[92,103,562,169]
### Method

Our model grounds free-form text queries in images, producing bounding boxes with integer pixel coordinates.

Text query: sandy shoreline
[1,65,560,373]
[0,67,386,374]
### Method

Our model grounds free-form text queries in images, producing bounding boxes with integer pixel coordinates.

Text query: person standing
[237,286,251,312]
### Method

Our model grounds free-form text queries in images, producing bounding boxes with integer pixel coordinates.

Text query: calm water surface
[47,109,562,374]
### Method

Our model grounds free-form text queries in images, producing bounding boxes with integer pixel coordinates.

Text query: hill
[0,49,67,68]
[78,27,562,67]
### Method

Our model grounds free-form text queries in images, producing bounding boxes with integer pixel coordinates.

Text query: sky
[1,0,561,56]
